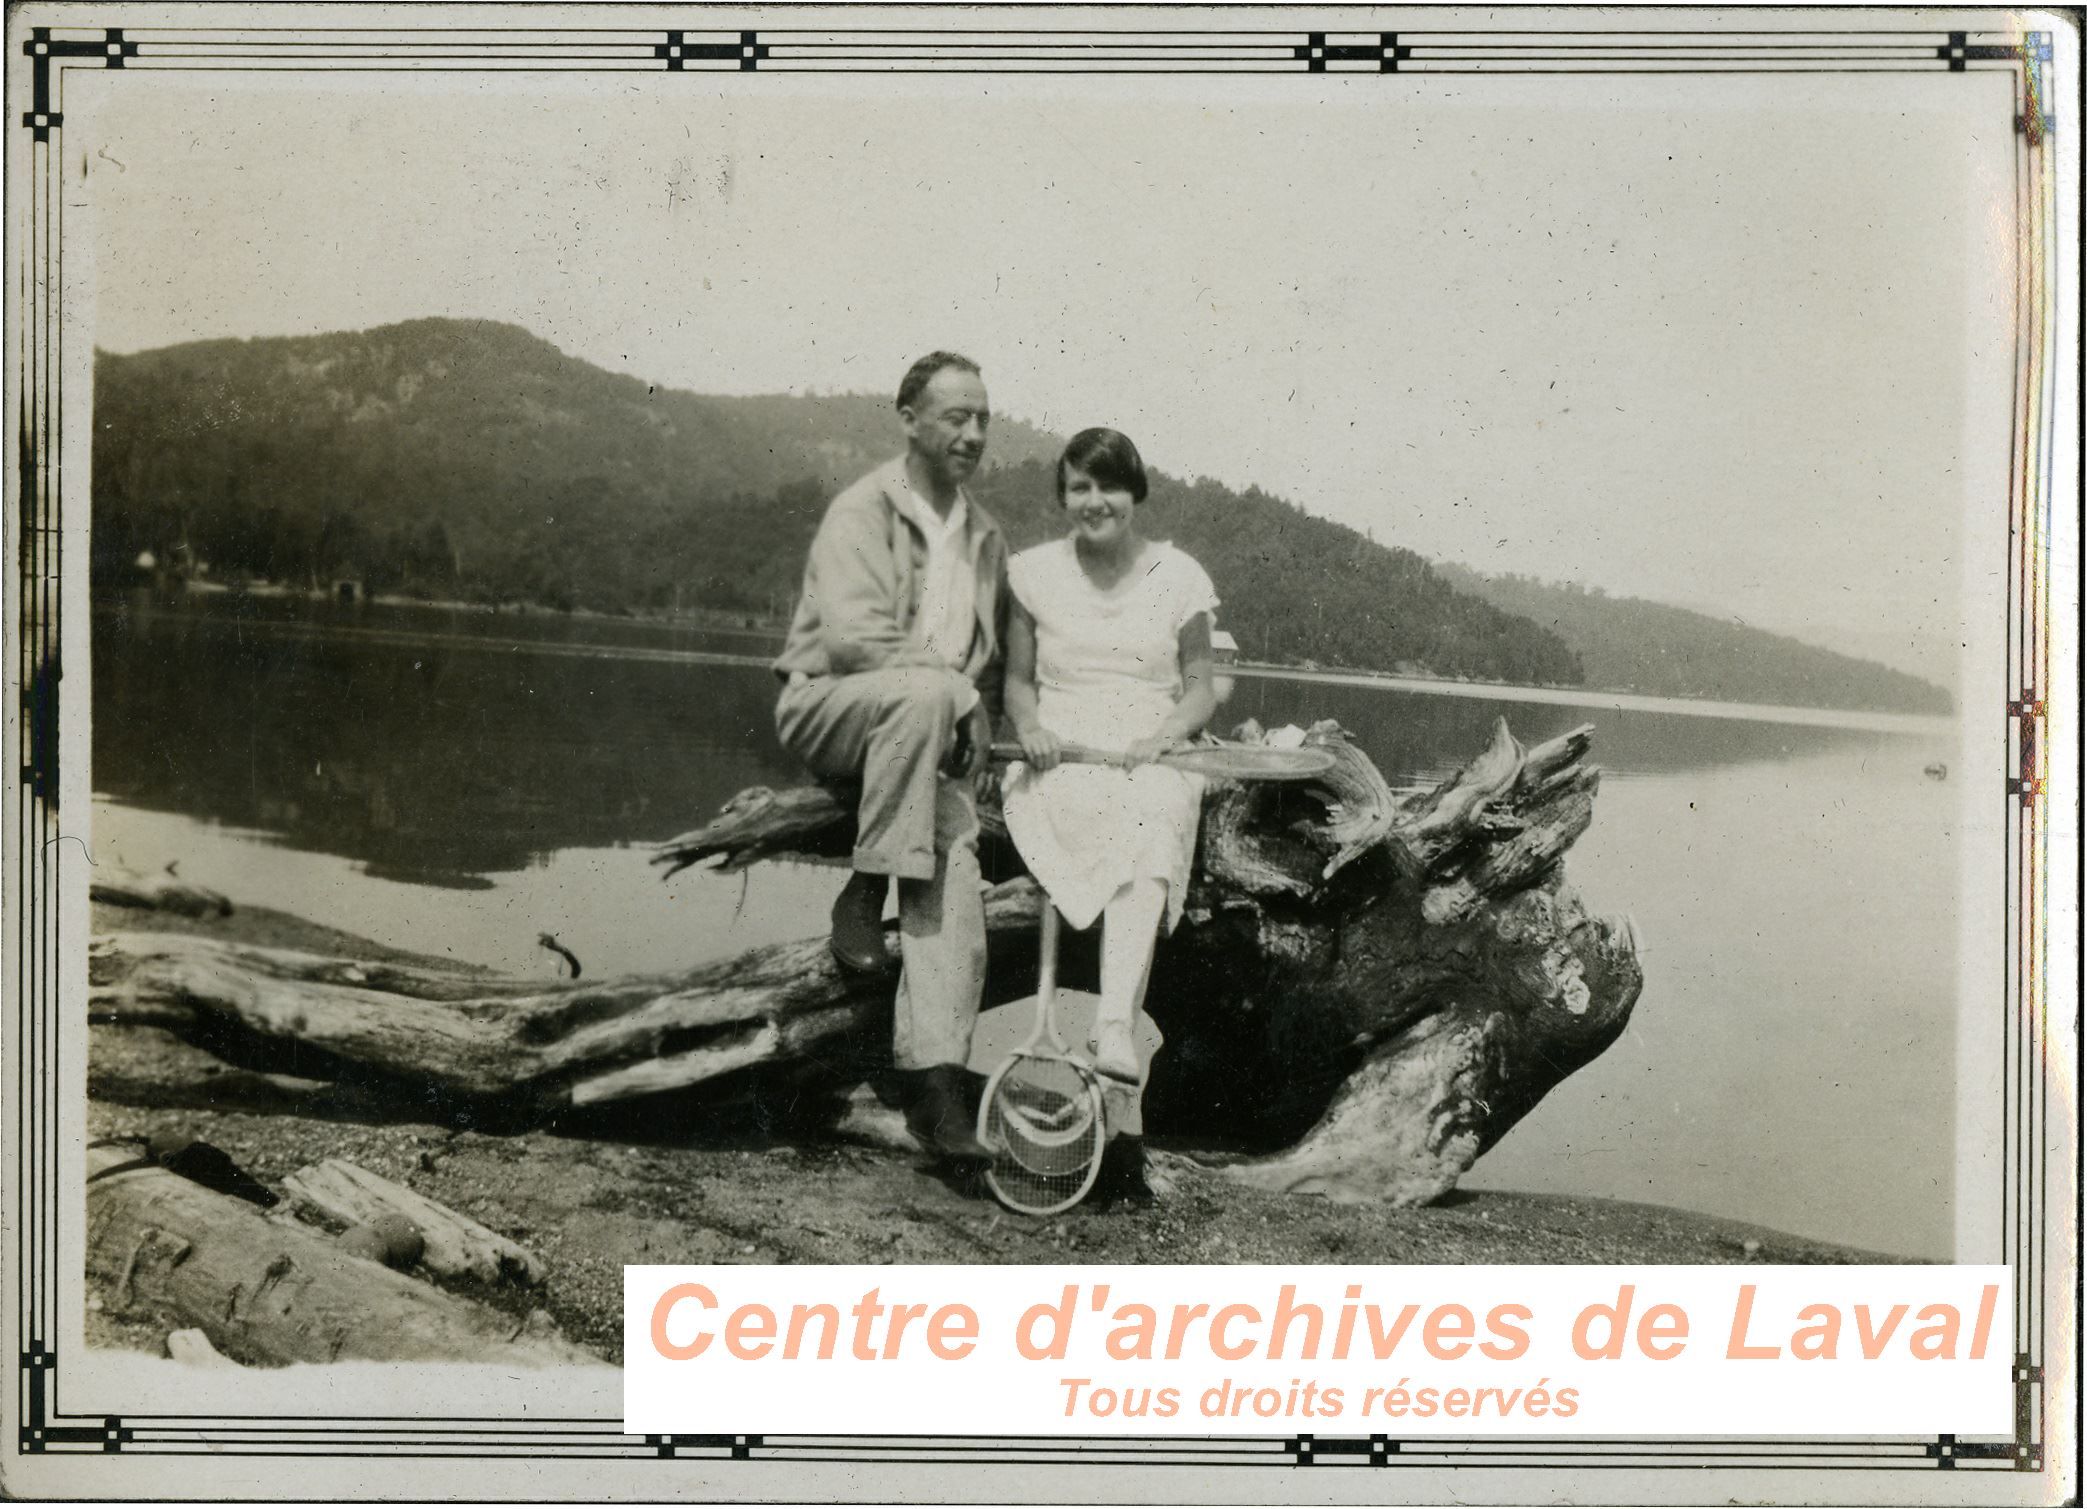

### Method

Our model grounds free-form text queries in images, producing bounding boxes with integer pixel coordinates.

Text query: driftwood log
[91,865,232,918]
[281,1159,547,1286]
[165,1328,240,1367]
[656,717,1644,1203]
[86,1147,597,1367]
[90,719,1641,1206]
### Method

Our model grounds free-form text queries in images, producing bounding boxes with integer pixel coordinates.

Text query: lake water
[89,592,1960,1259]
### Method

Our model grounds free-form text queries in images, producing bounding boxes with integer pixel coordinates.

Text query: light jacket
[774,457,1010,714]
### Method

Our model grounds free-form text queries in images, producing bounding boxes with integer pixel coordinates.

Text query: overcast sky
[81,67,2018,681]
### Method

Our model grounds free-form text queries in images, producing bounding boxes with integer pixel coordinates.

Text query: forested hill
[90,319,1583,686]
[92,318,1066,622]
[1435,566,1954,715]
[92,318,1951,710]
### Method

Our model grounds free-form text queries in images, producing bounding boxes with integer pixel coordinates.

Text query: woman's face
[1061,464,1138,551]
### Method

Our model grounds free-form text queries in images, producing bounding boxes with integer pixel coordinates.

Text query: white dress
[1000,538,1219,932]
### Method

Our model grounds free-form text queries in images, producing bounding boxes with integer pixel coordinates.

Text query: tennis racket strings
[984,1054,1105,1210]
[979,905,1108,1214]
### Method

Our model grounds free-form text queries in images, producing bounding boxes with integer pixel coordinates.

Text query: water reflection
[93,593,801,885]
[1225,673,1910,784]
[95,593,1931,883]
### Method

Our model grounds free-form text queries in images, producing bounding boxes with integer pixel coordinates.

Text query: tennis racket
[989,740,1334,781]
[976,905,1107,1215]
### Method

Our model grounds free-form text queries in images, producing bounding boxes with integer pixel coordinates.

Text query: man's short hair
[896,351,983,412]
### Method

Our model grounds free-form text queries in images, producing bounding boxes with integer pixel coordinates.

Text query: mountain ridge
[1434,564,1953,715]
[90,317,1949,713]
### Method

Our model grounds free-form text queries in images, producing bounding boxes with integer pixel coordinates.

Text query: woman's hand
[1015,722,1064,772]
[1122,735,1182,769]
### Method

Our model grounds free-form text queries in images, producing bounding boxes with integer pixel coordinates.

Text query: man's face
[901,367,991,489]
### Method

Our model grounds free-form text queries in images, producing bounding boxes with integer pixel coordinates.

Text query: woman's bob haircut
[1056,427,1150,505]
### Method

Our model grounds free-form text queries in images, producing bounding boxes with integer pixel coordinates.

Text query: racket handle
[1037,903,1060,1003]
[989,740,1117,767]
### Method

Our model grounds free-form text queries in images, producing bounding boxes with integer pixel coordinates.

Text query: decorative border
[3,7,2066,1484]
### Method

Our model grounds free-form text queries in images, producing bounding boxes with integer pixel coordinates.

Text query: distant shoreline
[1228,662,1957,737]
[110,582,1956,735]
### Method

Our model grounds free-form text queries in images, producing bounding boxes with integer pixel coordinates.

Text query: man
[772,352,1006,1168]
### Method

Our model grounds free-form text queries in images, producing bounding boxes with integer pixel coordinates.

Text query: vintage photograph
[5,3,2075,1498]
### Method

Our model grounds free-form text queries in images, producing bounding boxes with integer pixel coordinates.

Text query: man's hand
[963,703,997,802]
[1122,735,1183,769]
[1013,721,1064,773]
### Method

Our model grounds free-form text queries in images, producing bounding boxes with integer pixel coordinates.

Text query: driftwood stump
[656,717,1642,1203]
[90,719,1641,1206]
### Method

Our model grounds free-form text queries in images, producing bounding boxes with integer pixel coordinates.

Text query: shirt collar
[890,465,969,544]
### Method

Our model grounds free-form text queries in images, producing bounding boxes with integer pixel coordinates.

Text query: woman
[1002,428,1220,1205]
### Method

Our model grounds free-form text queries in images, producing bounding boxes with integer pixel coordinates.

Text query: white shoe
[1088,1024,1142,1086]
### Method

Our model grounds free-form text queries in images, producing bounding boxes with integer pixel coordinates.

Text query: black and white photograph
[3,2,2077,1500]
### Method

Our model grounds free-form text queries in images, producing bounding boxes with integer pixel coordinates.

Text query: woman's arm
[1126,612,1219,764]
[1003,603,1063,770]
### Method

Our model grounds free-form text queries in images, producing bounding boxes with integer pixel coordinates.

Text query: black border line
[3,7,2065,1483]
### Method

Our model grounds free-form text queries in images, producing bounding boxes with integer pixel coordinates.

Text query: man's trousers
[775,666,986,1070]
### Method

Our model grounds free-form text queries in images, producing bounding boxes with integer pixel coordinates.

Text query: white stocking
[1094,876,1167,1136]
[1099,875,1167,1030]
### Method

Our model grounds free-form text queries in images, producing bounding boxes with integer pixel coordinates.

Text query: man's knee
[870,668,962,743]
[875,665,963,711]
[776,667,963,769]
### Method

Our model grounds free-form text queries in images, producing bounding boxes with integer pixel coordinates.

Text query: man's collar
[880,455,998,544]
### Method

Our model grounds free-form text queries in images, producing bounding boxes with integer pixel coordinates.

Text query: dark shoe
[829,871,891,974]
[1091,1135,1157,1209]
[905,1065,994,1170]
